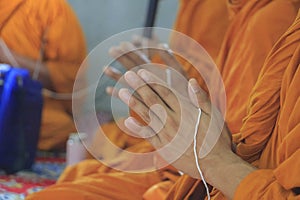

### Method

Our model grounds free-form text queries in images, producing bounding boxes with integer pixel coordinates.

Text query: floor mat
[0,152,66,200]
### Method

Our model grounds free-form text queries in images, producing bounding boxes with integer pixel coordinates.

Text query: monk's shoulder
[23,0,74,20]
[241,0,298,49]
[248,1,298,32]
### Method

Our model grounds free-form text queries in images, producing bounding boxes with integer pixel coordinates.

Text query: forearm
[1,51,53,89]
[202,151,256,199]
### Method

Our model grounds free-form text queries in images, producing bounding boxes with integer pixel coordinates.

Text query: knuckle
[128,96,137,107]
[144,94,159,105]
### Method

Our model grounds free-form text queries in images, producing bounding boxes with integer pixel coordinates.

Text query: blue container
[0,64,43,174]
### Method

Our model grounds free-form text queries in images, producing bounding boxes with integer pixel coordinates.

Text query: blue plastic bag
[0,64,43,174]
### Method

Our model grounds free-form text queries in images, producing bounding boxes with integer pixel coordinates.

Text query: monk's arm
[203,148,300,199]
[0,51,53,89]
[201,146,255,199]
[43,2,86,94]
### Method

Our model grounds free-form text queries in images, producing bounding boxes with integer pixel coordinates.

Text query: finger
[124,117,154,138]
[109,46,137,70]
[124,117,163,149]
[132,35,143,47]
[106,86,119,98]
[118,88,163,128]
[104,66,122,81]
[107,87,145,123]
[119,42,150,66]
[188,78,211,114]
[124,71,168,112]
[157,43,187,77]
[103,66,128,93]
[131,35,158,58]
[132,34,159,48]
[107,86,140,101]
[137,69,179,112]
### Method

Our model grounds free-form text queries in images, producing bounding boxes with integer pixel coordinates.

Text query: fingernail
[140,53,151,63]
[159,43,173,55]
[108,46,121,57]
[108,46,116,55]
[125,117,142,133]
[125,71,139,83]
[106,87,118,98]
[120,41,134,51]
[119,88,131,104]
[105,87,112,94]
[189,78,200,93]
[138,69,150,82]
[110,67,121,74]
[159,43,169,49]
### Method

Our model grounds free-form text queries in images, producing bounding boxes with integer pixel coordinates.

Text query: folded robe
[166,8,300,200]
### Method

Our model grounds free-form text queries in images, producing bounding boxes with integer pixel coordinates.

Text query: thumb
[188,78,211,114]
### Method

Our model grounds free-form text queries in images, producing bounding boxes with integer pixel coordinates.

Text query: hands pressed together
[104,37,256,199]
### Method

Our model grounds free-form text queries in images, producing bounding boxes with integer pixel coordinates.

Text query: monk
[26,0,299,199]
[25,0,230,199]
[119,9,300,199]
[0,0,86,150]
[130,0,300,198]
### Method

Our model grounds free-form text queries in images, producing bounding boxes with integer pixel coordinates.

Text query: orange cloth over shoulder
[172,0,229,62]
[166,6,300,200]
[165,0,300,199]
[0,0,87,150]
[170,0,229,92]
[234,10,300,199]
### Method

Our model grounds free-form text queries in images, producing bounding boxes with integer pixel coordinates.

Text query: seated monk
[117,9,300,199]
[26,0,299,199]
[138,0,300,198]
[26,1,230,199]
[0,0,86,150]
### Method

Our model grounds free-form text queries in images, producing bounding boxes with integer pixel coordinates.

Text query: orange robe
[166,8,300,200]
[172,0,229,62]
[144,0,230,198]
[234,11,300,199]
[26,0,230,199]
[26,0,299,200]
[0,0,87,150]
[162,0,300,199]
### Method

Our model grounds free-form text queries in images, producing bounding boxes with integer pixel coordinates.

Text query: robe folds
[27,0,300,200]
[0,0,86,150]
[166,9,300,200]
[172,0,230,62]
[165,0,300,199]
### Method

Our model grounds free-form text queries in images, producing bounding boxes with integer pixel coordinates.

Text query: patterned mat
[0,152,66,200]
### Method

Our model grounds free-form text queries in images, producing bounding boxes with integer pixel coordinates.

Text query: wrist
[201,150,234,182]
[200,151,256,199]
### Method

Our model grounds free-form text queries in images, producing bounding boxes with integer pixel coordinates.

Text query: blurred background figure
[0,0,87,150]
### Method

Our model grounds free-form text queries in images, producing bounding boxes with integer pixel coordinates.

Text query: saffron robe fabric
[25,0,230,199]
[165,0,300,199]
[166,8,300,200]
[26,0,299,199]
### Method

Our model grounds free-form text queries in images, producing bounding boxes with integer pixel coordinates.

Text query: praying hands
[117,68,256,199]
